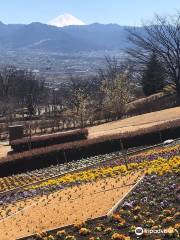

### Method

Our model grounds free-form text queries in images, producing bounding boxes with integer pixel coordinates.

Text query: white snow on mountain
[48,13,85,27]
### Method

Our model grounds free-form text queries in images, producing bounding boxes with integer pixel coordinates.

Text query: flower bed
[0,144,179,203]
[27,172,179,240]
[24,155,179,192]
[0,172,142,240]
[0,153,114,193]
[0,143,179,240]
[0,144,178,223]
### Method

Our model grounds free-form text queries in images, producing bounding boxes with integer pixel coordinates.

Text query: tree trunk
[176,80,180,105]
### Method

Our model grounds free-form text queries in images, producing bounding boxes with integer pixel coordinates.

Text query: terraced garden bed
[23,172,179,240]
[0,143,178,193]
[0,172,143,240]
[0,142,179,240]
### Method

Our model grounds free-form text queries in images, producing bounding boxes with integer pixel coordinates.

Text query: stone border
[107,175,145,218]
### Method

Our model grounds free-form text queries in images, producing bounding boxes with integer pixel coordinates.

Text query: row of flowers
[0,144,179,193]
[0,152,117,192]
[0,144,179,207]
[26,155,180,191]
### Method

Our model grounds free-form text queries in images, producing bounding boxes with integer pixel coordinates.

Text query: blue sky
[0,0,179,25]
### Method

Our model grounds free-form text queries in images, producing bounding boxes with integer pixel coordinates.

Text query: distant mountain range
[0,21,140,53]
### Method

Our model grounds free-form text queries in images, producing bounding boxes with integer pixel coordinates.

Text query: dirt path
[0,171,142,240]
[0,145,11,159]
[89,107,180,138]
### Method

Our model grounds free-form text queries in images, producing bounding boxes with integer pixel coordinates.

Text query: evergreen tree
[142,53,165,96]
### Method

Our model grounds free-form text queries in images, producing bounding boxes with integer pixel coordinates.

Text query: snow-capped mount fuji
[48,13,86,27]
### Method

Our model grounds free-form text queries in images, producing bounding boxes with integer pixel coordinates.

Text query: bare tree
[127,13,180,98]
[99,56,121,83]
[101,72,131,119]
[64,76,91,128]
[0,66,19,119]
[0,66,45,119]
[99,57,132,119]
[0,66,17,100]
[15,70,45,118]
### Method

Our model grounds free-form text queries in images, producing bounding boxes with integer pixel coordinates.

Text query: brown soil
[0,171,142,240]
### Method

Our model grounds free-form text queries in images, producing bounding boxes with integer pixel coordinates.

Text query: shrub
[11,128,88,152]
[0,119,180,177]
